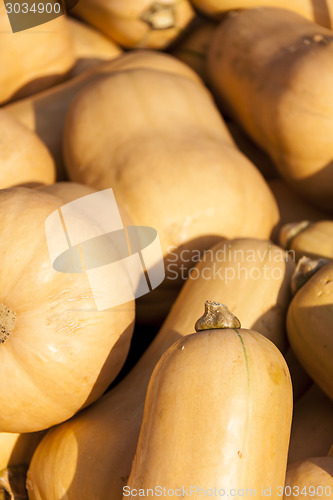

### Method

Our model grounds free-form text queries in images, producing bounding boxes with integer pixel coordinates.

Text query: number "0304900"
[5,2,62,14]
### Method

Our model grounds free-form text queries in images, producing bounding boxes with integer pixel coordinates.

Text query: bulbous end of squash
[195,300,241,331]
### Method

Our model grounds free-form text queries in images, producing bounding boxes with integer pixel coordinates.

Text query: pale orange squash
[280,220,333,261]
[67,16,122,77]
[284,457,333,499]
[71,0,195,49]
[287,260,333,399]
[0,4,75,105]
[208,8,333,211]
[4,50,201,179]
[0,110,55,188]
[27,238,293,500]
[288,385,333,464]
[63,67,279,324]
[0,432,46,471]
[125,302,292,499]
[0,187,134,433]
[192,0,333,28]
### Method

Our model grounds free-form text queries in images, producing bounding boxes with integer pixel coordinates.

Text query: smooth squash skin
[0,5,75,105]
[288,385,333,464]
[192,0,333,28]
[208,8,333,212]
[71,0,195,49]
[268,180,329,244]
[280,220,333,261]
[0,110,55,188]
[67,17,122,77]
[284,457,333,499]
[0,432,46,471]
[4,50,202,179]
[125,303,292,499]
[64,67,279,324]
[286,261,333,400]
[0,188,135,433]
[27,238,293,500]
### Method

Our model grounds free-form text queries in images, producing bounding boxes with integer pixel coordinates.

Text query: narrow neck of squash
[195,301,241,331]
[0,302,16,344]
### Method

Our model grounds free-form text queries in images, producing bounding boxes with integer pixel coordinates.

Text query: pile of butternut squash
[0,3,332,499]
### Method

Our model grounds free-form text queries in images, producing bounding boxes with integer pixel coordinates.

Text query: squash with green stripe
[125,302,293,498]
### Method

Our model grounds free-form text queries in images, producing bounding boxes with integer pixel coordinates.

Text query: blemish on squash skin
[237,450,242,458]
[268,362,282,385]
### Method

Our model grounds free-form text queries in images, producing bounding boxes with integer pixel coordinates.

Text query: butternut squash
[27,238,293,500]
[280,220,333,261]
[284,457,333,499]
[268,179,329,244]
[288,385,333,464]
[0,187,134,433]
[125,302,292,499]
[4,50,201,179]
[64,67,279,324]
[192,0,333,28]
[67,17,122,77]
[287,260,333,399]
[0,4,75,105]
[0,110,55,188]
[71,0,195,49]
[208,8,333,211]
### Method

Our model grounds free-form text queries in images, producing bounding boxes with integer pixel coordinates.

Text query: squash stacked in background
[191,0,333,28]
[71,0,195,49]
[207,8,333,212]
[26,239,295,500]
[0,188,134,433]
[0,4,75,105]
[4,50,202,180]
[0,110,55,188]
[63,65,279,323]
[0,3,332,499]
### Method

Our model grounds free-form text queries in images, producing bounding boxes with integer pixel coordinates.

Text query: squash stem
[291,256,329,295]
[195,301,241,331]
[279,220,312,250]
[0,303,16,344]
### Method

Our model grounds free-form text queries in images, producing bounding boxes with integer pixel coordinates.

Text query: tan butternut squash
[192,0,333,28]
[67,17,122,77]
[71,0,195,49]
[280,220,333,261]
[269,179,329,244]
[4,50,201,179]
[125,302,292,499]
[284,457,333,499]
[284,348,312,402]
[0,187,134,433]
[208,8,333,211]
[27,238,293,500]
[0,4,75,105]
[0,110,55,188]
[287,260,333,399]
[288,384,333,464]
[64,67,279,324]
